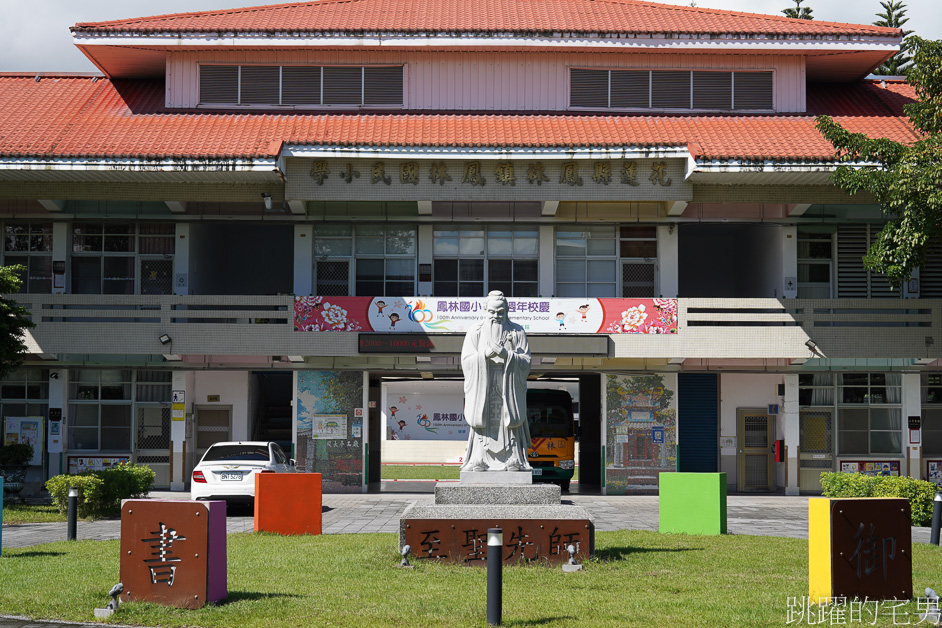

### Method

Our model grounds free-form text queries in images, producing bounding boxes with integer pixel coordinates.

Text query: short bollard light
[932,491,942,546]
[67,486,79,541]
[487,527,502,627]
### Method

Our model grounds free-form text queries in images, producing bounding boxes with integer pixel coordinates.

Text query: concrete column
[52,222,69,294]
[293,224,313,296]
[47,369,67,477]
[784,374,800,495]
[903,372,922,479]
[656,225,678,298]
[173,223,190,295]
[170,370,192,491]
[417,224,433,295]
[782,225,798,299]
[538,225,555,297]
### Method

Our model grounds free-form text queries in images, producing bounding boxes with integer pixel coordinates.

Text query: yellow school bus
[526,389,576,491]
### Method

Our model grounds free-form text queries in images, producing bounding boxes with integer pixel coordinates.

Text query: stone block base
[460,470,533,484]
[435,483,560,505]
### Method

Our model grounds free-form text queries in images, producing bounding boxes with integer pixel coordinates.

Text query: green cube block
[658,472,727,535]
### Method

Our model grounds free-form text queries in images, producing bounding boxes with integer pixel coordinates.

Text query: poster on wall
[68,456,129,473]
[382,381,469,441]
[604,373,678,495]
[295,296,678,335]
[4,417,44,466]
[928,461,942,487]
[841,461,900,477]
[311,414,348,440]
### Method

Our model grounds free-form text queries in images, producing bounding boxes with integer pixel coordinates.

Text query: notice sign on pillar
[47,408,63,454]
[172,390,185,422]
[119,500,227,608]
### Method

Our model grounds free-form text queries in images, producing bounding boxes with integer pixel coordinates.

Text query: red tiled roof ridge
[72,0,901,37]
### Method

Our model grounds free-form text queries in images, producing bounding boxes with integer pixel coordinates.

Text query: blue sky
[2,0,938,73]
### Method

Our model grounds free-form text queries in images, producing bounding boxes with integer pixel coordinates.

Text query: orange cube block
[254,473,322,535]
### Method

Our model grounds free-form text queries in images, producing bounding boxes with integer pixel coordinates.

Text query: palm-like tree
[781,0,813,20]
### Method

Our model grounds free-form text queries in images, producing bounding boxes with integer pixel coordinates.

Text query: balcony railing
[13,294,939,362]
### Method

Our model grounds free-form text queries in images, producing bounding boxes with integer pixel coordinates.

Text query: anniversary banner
[294,296,678,334]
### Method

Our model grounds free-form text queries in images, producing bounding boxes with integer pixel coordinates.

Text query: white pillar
[903,372,921,479]
[784,374,800,495]
[782,225,798,299]
[47,369,67,477]
[294,224,313,296]
[657,225,678,298]
[170,370,193,491]
[173,222,190,295]
[539,225,555,297]
[52,222,68,294]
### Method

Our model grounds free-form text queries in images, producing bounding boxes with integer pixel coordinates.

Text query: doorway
[194,405,232,461]
[799,409,833,493]
[737,408,775,492]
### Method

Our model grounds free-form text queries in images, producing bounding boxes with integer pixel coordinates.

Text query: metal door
[194,406,232,462]
[737,409,775,491]
[621,261,656,297]
[135,405,171,488]
[799,409,833,492]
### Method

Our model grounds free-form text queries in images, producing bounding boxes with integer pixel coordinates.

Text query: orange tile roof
[73,0,900,37]
[0,75,918,163]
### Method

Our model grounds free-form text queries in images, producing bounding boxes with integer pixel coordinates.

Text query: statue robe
[460,318,531,471]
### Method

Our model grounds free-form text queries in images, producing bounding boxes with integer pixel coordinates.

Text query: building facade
[0,0,933,495]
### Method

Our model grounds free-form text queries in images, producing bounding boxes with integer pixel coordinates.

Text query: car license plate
[531,468,542,476]
[220,472,242,481]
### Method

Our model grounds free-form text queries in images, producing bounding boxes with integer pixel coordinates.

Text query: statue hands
[486,342,507,362]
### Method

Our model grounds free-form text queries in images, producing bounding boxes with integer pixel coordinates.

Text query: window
[570,68,773,111]
[68,369,170,453]
[433,225,538,297]
[313,224,416,296]
[200,65,404,107]
[797,230,833,298]
[70,223,174,295]
[798,373,834,406]
[0,367,49,420]
[835,373,902,455]
[3,222,52,293]
[923,374,942,455]
[556,225,657,297]
[836,225,896,298]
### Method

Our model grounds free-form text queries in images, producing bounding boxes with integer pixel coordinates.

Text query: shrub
[45,462,156,519]
[820,471,939,526]
[0,442,34,466]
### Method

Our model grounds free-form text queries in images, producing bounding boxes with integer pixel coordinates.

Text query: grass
[1,530,939,627]
[1,503,68,524]
[382,464,580,482]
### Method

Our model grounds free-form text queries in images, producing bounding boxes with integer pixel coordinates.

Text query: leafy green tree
[782,0,813,20]
[814,37,942,288]
[0,265,35,378]
[873,1,914,76]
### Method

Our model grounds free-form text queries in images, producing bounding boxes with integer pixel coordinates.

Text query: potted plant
[0,442,34,502]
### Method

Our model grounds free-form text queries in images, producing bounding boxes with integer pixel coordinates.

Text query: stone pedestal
[459,470,533,484]
[400,481,594,565]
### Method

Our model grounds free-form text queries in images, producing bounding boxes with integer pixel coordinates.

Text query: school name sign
[294,296,678,334]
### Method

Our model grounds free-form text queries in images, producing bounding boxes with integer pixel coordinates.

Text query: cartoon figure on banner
[556,312,566,330]
[392,420,408,440]
[389,312,401,329]
[375,300,387,317]
[389,405,398,418]
[577,303,591,322]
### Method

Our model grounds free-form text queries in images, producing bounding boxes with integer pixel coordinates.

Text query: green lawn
[1,530,939,627]
[1,503,68,524]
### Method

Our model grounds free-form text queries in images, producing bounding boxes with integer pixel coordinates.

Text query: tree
[814,37,942,288]
[873,1,914,76]
[782,0,813,20]
[0,265,35,378]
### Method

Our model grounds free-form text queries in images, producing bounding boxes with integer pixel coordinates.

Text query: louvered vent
[570,69,608,108]
[282,66,321,105]
[323,67,363,105]
[364,66,404,105]
[836,225,870,298]
[920,238,942,297]
[734,72,773,110]
[693,71,732,109]
[199,66,238,104]
[610,70,650,108]
[651,71,690,109]
[240,66,280,105]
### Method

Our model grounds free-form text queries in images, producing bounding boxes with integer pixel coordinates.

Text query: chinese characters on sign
[310,159,675,188]
[143,523,186,585]
[402,518,592,565]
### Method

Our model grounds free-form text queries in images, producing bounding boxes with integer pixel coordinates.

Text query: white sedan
[191,441,295,502]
